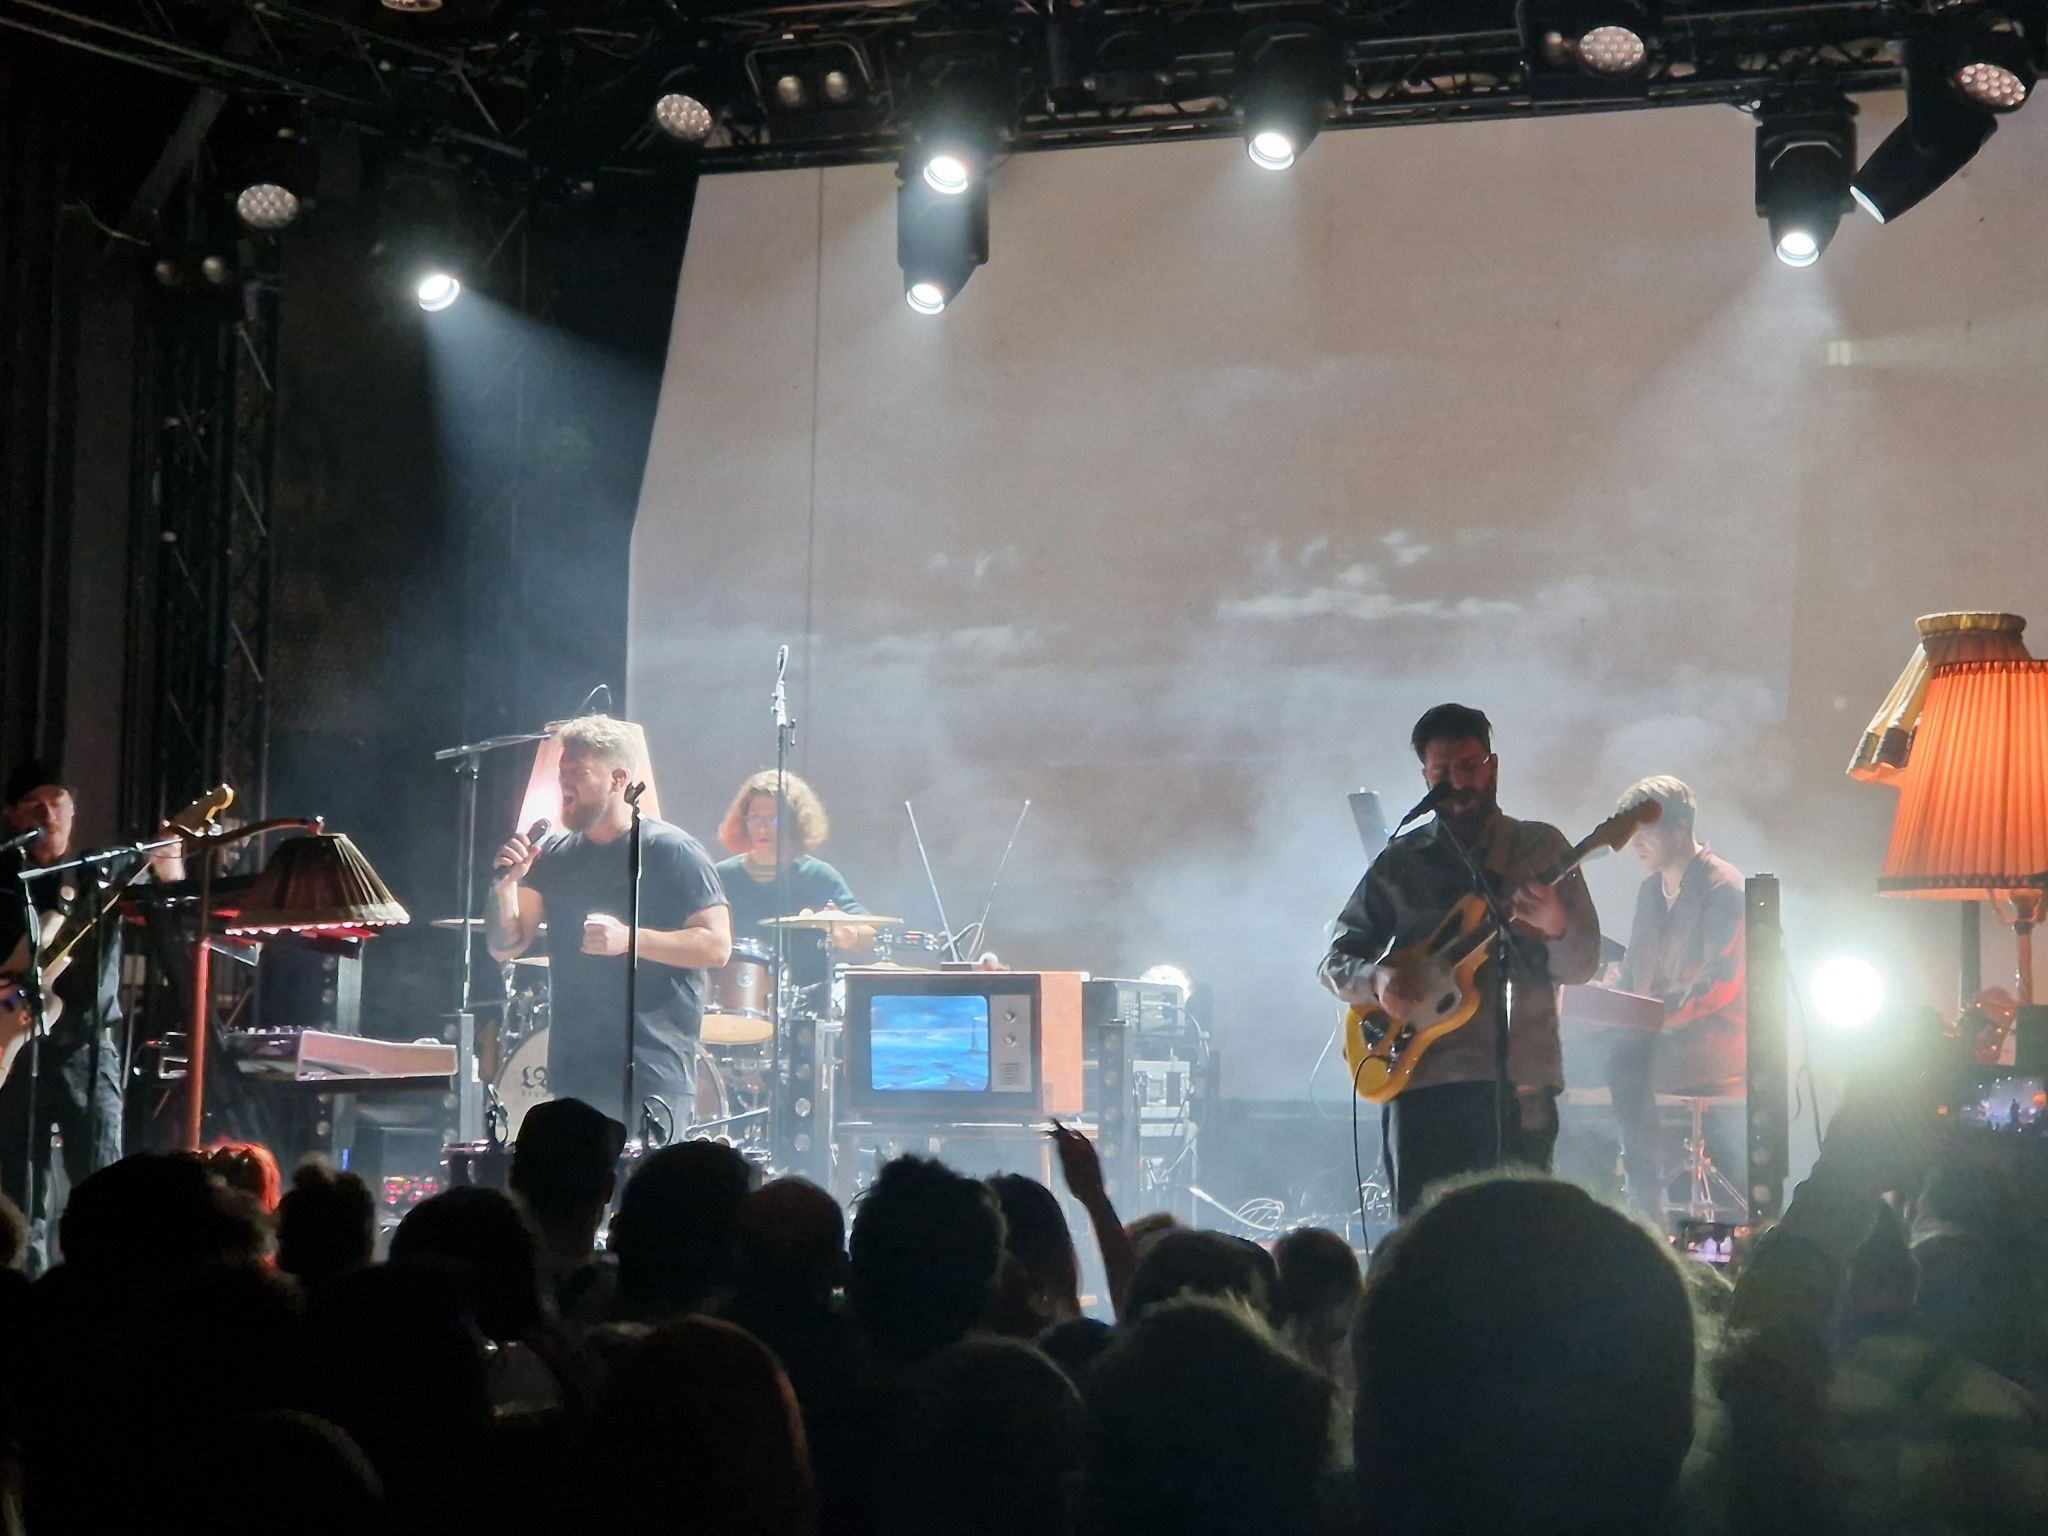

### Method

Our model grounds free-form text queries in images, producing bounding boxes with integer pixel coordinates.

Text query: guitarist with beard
[1320,705,1602,1215]
[0,761,185,1270]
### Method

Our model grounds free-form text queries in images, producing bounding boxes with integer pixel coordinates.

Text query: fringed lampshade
[1859,614,2048,1003]
[224,833,411,936]
[515,717,662,831]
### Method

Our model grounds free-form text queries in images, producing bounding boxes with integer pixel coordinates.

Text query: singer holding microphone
[486,716,731,1131]
[1317,704,1600,1214]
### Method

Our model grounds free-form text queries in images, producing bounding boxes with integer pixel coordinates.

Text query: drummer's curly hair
[719,769,830,856]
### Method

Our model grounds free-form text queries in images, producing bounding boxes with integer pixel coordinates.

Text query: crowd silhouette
[1,1080,2042,1536]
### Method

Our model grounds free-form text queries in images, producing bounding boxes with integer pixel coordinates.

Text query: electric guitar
[1341,800,1660,1104]
[0,785,233,1082]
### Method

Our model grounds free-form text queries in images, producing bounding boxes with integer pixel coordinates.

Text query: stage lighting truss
[897,171,989,315]
[745,35,884,143]
[1755,101,1856,266]
[1236,27,1345,170]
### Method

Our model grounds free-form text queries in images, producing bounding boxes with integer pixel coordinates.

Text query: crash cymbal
[508,953,549,968]
[757,911,903,929]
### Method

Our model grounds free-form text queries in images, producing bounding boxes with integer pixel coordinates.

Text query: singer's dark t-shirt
[524,819,726,1124]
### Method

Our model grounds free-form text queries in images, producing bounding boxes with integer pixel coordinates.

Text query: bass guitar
[0,785,233,1083]
[1342,800,1659,1104]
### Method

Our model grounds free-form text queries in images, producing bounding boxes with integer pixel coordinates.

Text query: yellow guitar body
[1337,799,1659,1105]
[1341,894,1493,1103]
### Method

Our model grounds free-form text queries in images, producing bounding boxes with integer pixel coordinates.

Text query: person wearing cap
[0,760,183,1270]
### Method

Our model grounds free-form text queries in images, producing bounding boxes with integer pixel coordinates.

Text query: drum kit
[431,908,913,1160]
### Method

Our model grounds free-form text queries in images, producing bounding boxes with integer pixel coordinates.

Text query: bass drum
[492,1027,728,1141]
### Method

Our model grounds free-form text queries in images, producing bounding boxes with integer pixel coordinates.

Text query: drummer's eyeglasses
[744,813,778,829]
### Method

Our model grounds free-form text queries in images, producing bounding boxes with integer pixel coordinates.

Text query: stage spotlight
[897,172,988,316]
[1851,29,2014,223]
[747,38,881,143]
[236,183,300,232]
[923,152,974,195]
[1949,24,2035,113]
[1812,957,1885,1030]
[231,121,317,234]
[910,53,1012,197]
[654,92,713,144]
[1755,102,1854,267]
[1237,28,1342,170]
[1521,3,1655,93]
[416,271,462,312]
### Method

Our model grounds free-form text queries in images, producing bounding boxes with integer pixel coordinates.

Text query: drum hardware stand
[432,727,549,1142]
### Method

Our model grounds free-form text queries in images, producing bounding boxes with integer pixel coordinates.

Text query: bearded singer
[487,716,730,1130]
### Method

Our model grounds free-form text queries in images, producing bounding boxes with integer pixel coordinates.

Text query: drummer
[713,770,873,989]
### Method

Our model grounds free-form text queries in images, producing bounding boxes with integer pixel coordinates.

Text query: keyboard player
[1604,777,1746,1217]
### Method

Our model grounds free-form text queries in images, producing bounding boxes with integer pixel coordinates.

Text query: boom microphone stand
[624,779,648,1145]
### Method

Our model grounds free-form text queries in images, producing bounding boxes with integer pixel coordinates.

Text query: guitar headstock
[1586,798,1661,855]
[166,784,235,837]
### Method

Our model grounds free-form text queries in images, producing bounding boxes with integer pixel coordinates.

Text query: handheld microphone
[1393,780,1455,831]
[527,818,551,844]
[775,644,789,682]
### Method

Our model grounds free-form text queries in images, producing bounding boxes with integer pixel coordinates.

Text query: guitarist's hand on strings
[1510,881,1567,942]
[1374,962,1427,1023]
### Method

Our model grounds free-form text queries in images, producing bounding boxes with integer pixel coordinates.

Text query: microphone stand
[770,646,795,1142]
[432,728,549,1142]
[1436,816,1519,1173]
[624,780,647,1145]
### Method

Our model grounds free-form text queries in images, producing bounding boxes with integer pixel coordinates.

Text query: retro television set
[840,969,1083,1123]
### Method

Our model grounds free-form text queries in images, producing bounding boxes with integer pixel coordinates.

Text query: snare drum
[490,1027,728,1140]
[702,940,776,1047]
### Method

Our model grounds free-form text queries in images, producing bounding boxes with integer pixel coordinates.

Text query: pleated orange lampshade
[224,833,412,935]
[1877,651,2048,903]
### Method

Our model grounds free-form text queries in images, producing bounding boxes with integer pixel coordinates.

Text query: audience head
[986,1172,1082,1335]
[389,1185,546,1343]
[849,1154,1006,1365]
[1913,1232,2025,1373]
[1353,1174,1695,1536]
[740,1176,846,1311]
[176,1411,385,1536]
[1123,1228,1276,1322]
[596,1316,814,1536]
[205,1140,283,1212]
[1272,1225,1362,1329]
[611,1139,755,1314]
[511,1095,624,1234]
[276,1161,376,1288]
[1082,1297,1331,1536]
[1123,1211,1181,1254]
[58,1152,266,1279]
[891,1338,1084,1536]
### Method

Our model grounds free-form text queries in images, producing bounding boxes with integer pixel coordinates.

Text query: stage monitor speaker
[1744,874,1788,1222]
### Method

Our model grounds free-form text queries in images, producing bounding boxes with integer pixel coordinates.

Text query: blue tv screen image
[869,992,992,1092]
